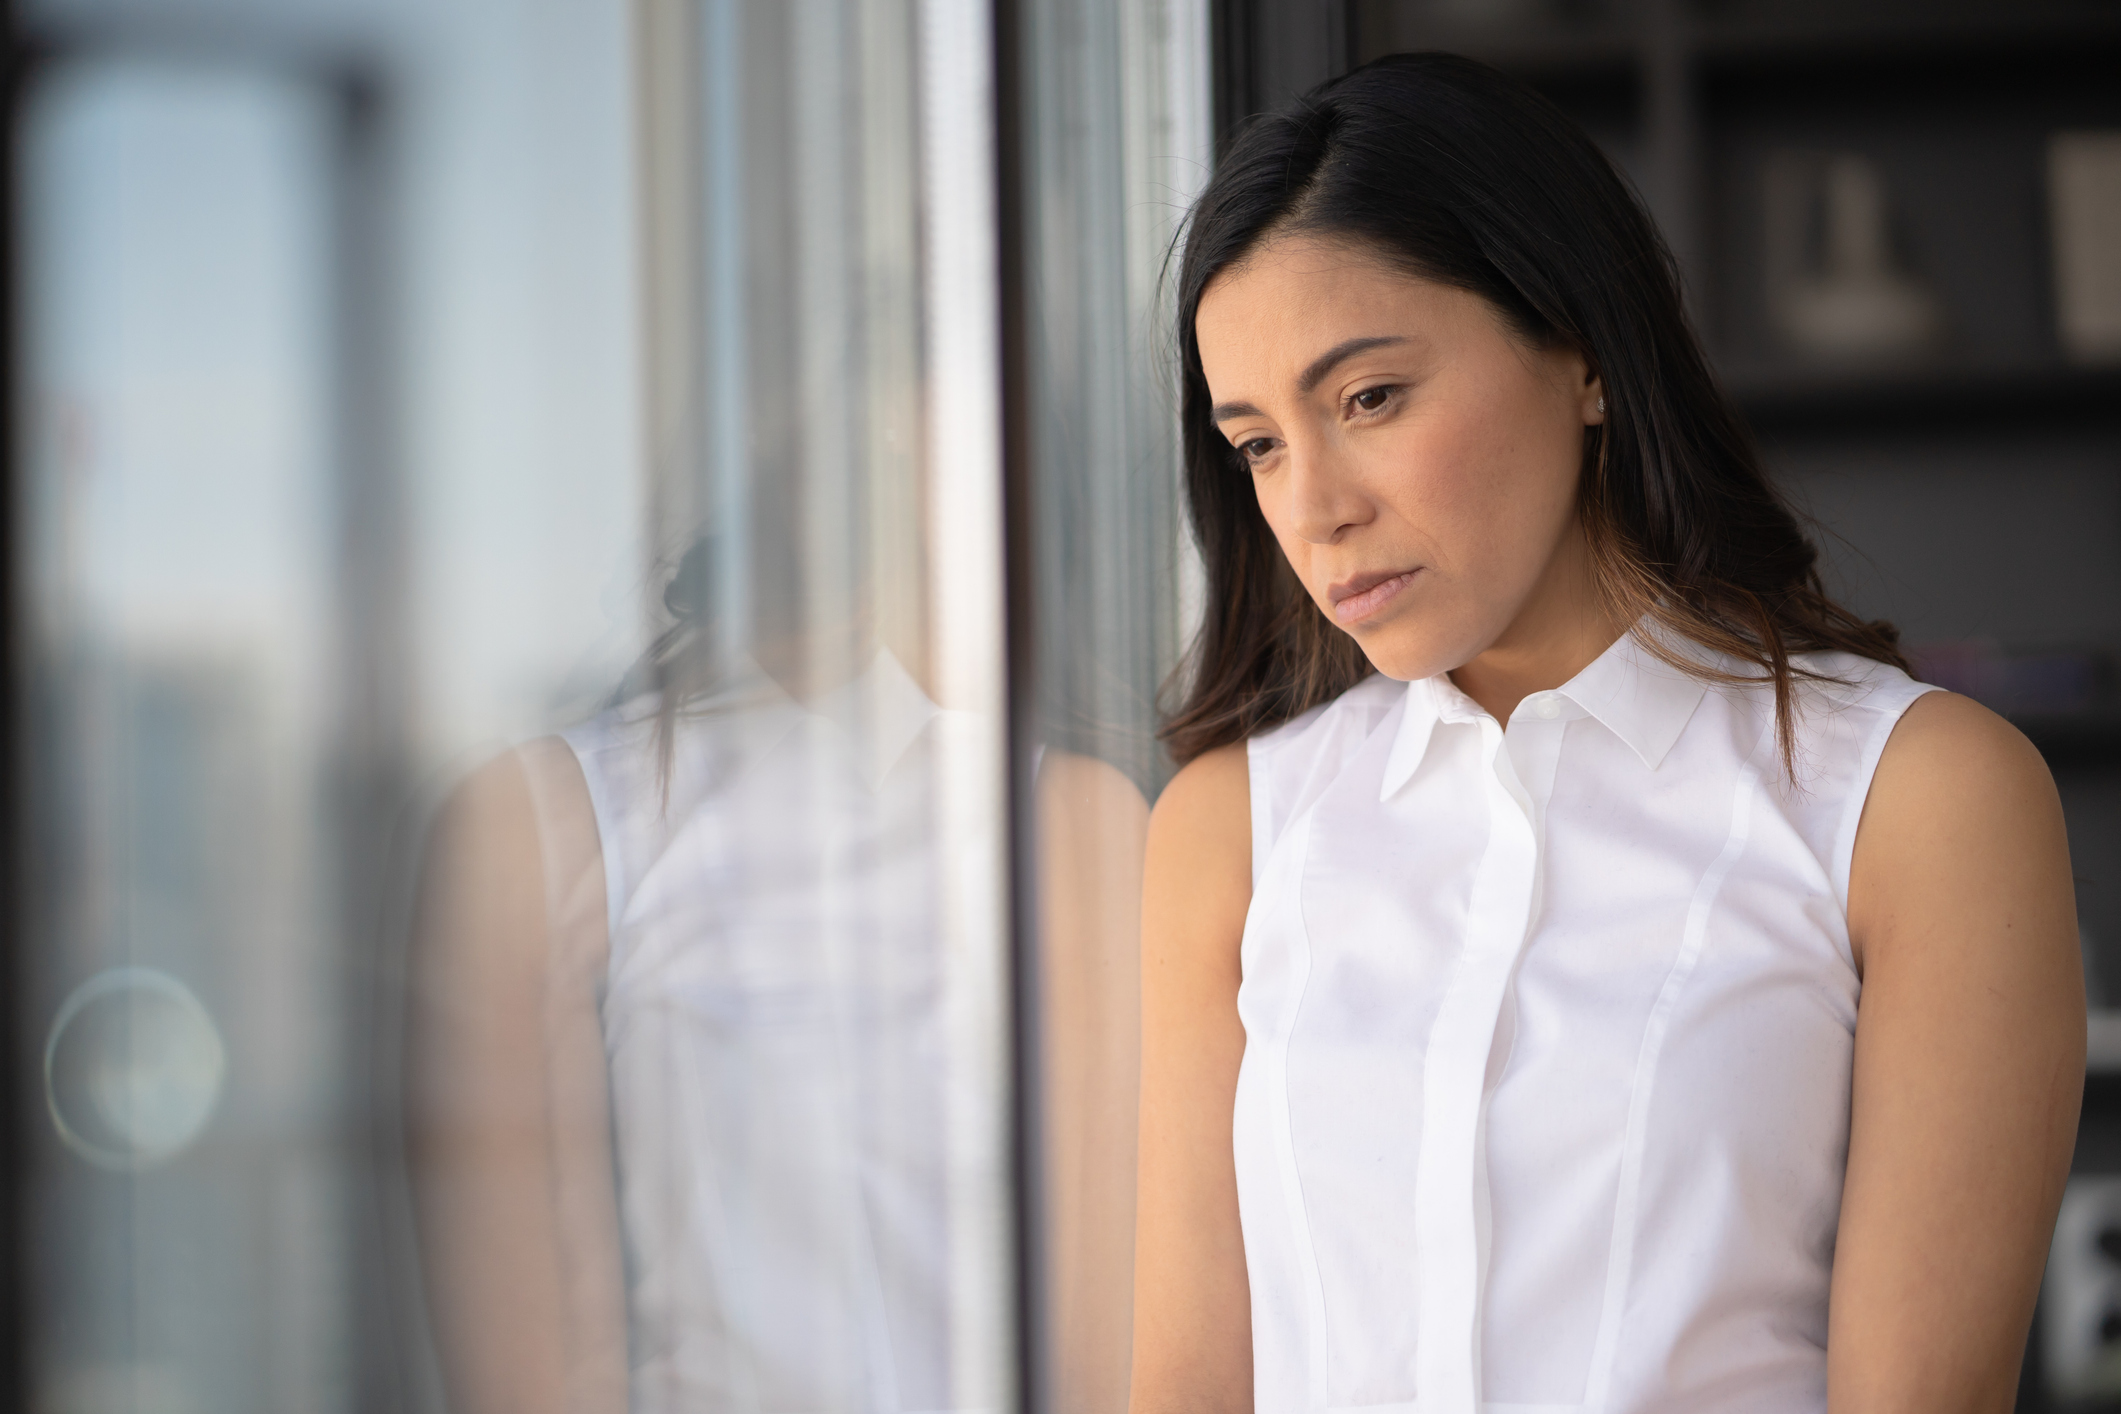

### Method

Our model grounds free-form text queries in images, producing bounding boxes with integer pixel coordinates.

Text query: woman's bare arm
[1038,750,1152,1414]
[1832,692,2085,1412]
[1130,743,1255,1411]
[406,739,628,1414]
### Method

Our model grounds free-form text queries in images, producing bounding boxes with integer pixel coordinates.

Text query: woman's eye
[1349,385,1395,414]
[1237,437,1276,464]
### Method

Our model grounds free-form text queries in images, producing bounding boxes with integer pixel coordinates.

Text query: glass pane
[1015,0,1212,1406]
[16,4,1017,1411]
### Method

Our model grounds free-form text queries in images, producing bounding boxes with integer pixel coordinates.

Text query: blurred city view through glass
[12,0,1209,1407]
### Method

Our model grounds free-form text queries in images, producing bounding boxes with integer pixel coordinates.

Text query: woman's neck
[1447,525,1625,725]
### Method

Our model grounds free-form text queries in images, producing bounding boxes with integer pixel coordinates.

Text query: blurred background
[5,0,2121,1411]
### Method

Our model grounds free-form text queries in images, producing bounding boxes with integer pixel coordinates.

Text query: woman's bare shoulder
[431,737,598,857]
[1155,741,1250,807]
[1851,689,2073,973]
[1150,743,1250,862]
[1144,742,1252,939]
[1865,690,2058,840]
[419,736,608,976]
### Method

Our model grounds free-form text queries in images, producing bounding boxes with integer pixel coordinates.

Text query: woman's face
[1194,234,1605,683]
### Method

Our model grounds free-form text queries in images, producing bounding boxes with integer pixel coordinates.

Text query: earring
[1597,396,1606,414]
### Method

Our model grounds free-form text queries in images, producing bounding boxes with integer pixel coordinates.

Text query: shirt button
[1531,693,1561,719]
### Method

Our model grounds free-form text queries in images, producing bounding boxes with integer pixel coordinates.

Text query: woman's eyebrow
[1210,334,1410,424]
[1297,335,1407,394]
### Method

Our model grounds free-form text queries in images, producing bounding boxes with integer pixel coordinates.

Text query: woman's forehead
[1196,251,1475,388]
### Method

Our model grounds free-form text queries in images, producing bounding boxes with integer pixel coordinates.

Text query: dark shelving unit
[1727,364,2121,435]
[1217,2,2121,1407]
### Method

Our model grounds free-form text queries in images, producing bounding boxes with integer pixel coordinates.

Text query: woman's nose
[1281,437,1371,545]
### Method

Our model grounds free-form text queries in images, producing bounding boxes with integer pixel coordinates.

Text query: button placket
[1411,716,1544,1414]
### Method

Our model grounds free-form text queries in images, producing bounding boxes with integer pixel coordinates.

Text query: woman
[1132,54,2082,1413]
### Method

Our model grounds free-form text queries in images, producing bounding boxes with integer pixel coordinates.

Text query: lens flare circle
[45,968,227,1171]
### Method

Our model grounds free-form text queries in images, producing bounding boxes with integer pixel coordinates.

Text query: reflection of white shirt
[563,651,956,1413]
[1235,632,1934,1414]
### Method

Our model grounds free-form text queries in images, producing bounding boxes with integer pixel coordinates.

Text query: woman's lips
[1330,568,1420,625]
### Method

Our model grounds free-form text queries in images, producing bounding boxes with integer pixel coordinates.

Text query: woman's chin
[1348,627,1460,684]
[1344,596,1512,683]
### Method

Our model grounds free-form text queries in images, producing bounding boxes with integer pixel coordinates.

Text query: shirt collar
[652,646,939,794]
[803,647,942,789]
[1378,627,1709,801]
[1378,675,1461,800]
[1561,628,1711,770]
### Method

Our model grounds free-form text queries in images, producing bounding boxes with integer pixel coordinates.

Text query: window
[7,2,1208,1410]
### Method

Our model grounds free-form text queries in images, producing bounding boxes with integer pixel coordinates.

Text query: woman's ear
[1582,364,1606,426]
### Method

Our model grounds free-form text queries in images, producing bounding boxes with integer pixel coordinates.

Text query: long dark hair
[1161,52,1905,767]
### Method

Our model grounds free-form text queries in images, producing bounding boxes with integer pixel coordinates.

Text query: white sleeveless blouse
[1235,630,1935,1414]
[563,652,970,1413]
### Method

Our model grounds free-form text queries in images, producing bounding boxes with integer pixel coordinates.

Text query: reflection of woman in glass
[1134,55,2081,1412]
[406,521,1144,1412]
